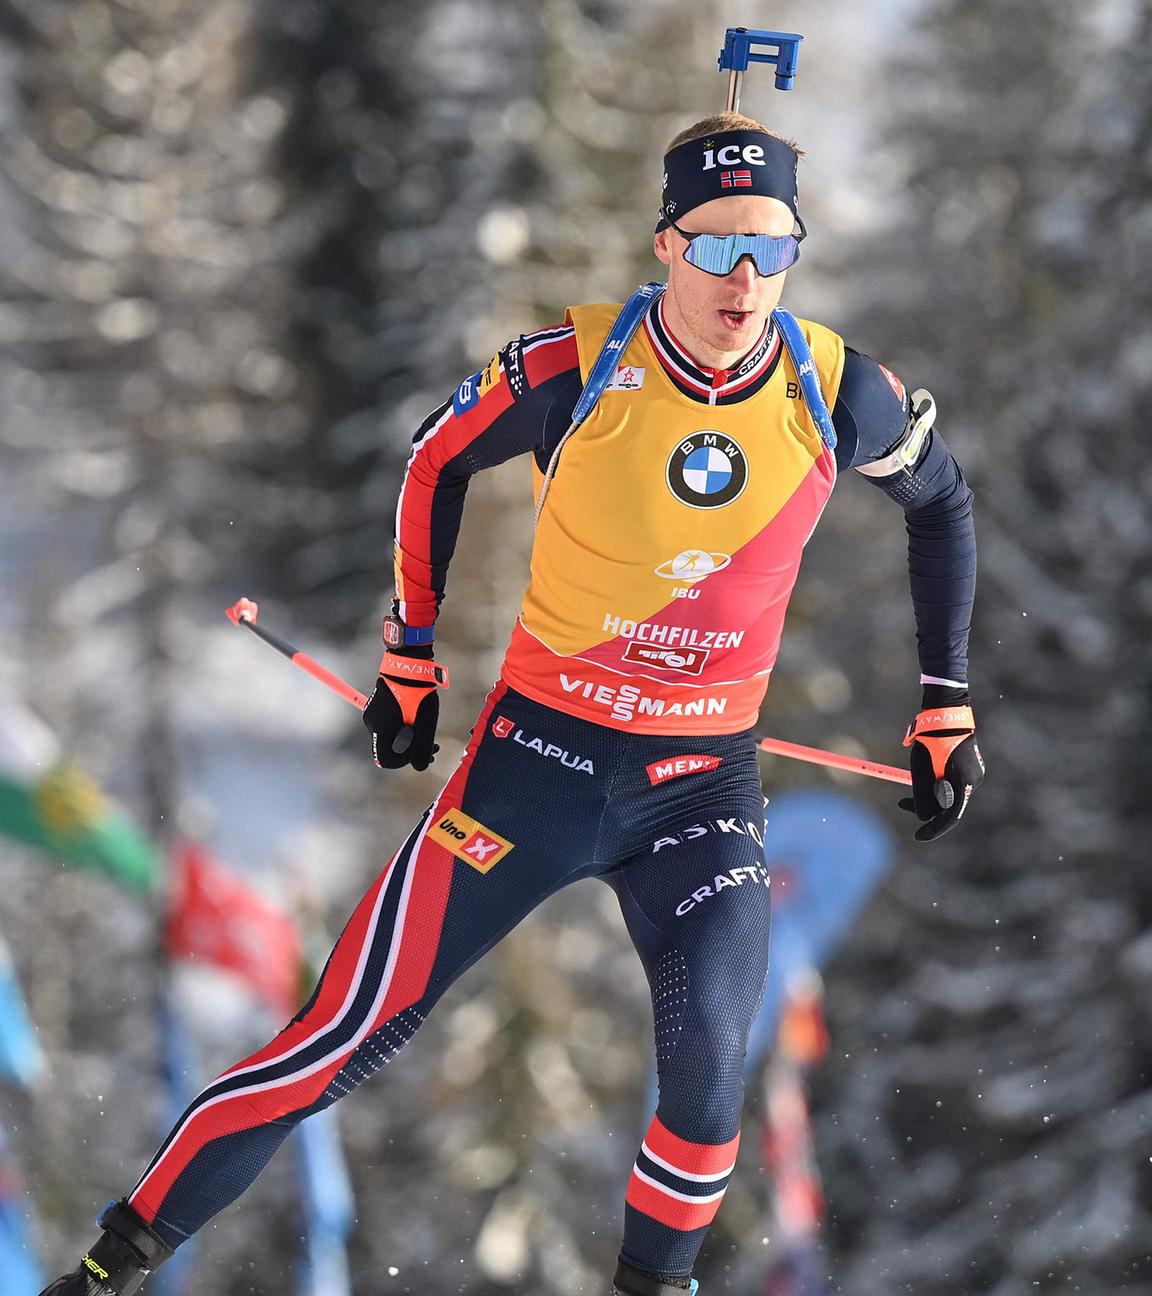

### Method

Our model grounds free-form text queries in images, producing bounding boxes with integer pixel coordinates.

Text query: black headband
[657,129,799,232]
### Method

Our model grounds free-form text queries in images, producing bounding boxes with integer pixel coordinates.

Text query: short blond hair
[666,112,803,158]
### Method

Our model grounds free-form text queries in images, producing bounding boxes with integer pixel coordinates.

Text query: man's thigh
[418,684,623,996]
[611,771,773,1043]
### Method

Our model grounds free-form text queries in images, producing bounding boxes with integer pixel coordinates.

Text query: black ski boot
[39,1200,173,1296]
[612,1259,699,1296]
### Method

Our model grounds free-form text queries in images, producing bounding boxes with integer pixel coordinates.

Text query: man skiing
[42,112,983,1296]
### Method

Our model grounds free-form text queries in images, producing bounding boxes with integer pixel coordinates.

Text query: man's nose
[726,255,760,291]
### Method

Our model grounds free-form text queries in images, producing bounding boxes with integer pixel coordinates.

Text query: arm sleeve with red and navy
[831,348,977,686]
[392,326,582,628]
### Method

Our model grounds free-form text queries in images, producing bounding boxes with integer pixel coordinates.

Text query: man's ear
[653,229,673,267]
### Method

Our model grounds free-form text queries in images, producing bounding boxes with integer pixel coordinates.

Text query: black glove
[362,646,448,772]
[899,685,985,842]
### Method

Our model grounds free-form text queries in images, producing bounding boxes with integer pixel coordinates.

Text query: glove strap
[378,655,450,688]
[903,705,976,780]
[376,656,449,727]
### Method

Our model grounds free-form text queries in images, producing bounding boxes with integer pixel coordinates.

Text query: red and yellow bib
[499,303,845,733]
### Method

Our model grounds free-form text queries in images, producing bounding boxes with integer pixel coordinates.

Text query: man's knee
[658,1016,756,1130]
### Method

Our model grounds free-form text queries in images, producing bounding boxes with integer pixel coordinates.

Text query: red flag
[166,841,301,1018]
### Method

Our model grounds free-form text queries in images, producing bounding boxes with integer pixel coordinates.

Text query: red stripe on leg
[134,684,512,1222]
[214,858,398,1078]
[625,1171,725,1232]
[130,1063,344,1219]
[373,679,508,1021]
[643,1114,740,1177]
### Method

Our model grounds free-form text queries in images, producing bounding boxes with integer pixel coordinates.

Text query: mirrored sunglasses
[665,213,806,278]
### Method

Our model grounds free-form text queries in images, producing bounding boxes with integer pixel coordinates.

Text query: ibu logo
[666,432,748,509]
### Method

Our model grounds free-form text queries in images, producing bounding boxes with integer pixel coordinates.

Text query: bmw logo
[666,433,749,509]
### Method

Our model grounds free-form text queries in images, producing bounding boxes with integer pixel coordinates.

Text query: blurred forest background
[1,0,1150,1293]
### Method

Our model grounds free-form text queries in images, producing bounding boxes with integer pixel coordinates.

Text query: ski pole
[225,598,370,711]
[756,735,911,786]
[227,597,908,786]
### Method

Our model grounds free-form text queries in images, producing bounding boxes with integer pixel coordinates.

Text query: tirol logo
[646,754,723,786]
[667,432,748,509]
[623,642,709,676]
[429,808,514,873]
[492,715,515,739]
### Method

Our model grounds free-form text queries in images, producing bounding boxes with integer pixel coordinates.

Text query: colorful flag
[0,697,159,891]
[0,1127,45,1296]
[165,842,301,1018]
[296,1108,354,1296]
[0,924,44,1088]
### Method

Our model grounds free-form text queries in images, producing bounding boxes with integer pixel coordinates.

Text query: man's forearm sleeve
[899,435,977,683]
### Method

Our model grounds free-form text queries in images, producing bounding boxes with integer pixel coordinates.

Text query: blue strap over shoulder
[571,281,665,426]
[771,307,837,450]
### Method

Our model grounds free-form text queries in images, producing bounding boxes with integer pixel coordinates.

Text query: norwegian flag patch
[720,170,753,188]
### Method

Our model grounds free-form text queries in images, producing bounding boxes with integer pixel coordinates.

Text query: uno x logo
[429,808,514,873]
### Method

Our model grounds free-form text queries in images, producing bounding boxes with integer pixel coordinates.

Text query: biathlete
[44,112,983,1296]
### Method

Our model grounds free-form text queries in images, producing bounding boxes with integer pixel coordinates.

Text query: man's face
[654,194,797,364]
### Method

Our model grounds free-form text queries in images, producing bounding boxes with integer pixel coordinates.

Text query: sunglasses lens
[752,238,800,275]
[683,236,733,275]
[684,233,800,277]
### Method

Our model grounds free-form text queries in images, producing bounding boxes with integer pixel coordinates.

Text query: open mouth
[719,309,752,329]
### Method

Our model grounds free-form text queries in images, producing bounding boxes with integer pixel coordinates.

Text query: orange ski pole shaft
[225,597,370,711]
[225,597,906,784]
[756,735,911,786]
